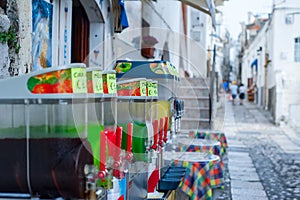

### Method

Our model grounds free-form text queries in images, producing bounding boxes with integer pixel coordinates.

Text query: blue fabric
[251,59,258,71]
[119,0,129,29]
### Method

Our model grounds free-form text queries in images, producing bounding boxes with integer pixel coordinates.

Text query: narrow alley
[216,94,300,199]
[1,0,300,199]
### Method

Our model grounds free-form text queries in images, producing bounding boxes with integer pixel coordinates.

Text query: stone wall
[0,0,31,78]
[6,0,19,76]
[7,0,32,76]
[0,7,10,78]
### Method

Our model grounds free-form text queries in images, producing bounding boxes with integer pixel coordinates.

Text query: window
[285,15,294,25]
[295,37,300,62]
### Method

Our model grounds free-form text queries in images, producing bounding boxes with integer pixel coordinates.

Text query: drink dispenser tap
[112,126,123,178]
[84,165,99,200]
[169,97,176,137]
[98,130,108,180]
[179,100,184,130]
[158,118,164,147]
[125,123,133,163]
[163,116,169,143]
[106,127,126,200]
[151,120,159,150]
[174,98,182,133]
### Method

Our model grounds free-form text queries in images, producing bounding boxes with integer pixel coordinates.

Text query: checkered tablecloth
[182,144,224,189]
[176,138,221,158]
[189,130,228,158]
[167,152,222,200]
[209,159,224,189]
[185,144,221,158]
[179,161,212,200]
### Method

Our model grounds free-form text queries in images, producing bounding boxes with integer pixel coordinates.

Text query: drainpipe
[264,53,270,110]
[181,3,188,76]
[182,3,187,37]
[264,64,268,110]
[209,45,216,127]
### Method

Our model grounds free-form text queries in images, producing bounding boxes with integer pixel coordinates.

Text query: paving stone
[231,188,267,197]
[271,135,300,153]
[228,161,254,168]
[230,180,264,190]
[230,174,260,182]
[214,96,300,200]
[228,151,250,156]
[229,165,257,172]
[232,194,268,200]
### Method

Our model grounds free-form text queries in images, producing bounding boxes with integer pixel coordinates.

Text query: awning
[119,0,129,29]
[251,59,258,71]
[179,0,216,29]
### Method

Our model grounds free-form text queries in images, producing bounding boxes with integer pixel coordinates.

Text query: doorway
[71,0,90,64]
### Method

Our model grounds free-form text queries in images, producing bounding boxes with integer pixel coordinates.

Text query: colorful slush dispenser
[115,60,179,194]
[0,64,93,199]
[117,78,149,161]
[116,77,156,200]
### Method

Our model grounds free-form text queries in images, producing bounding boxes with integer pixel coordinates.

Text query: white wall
[273,6,300,124]
[242,21,268,106]
[99,0,116,70]
[115,1,183,72]
[187,8,209,77]
[187,9,213,77]
[147,1,182,72]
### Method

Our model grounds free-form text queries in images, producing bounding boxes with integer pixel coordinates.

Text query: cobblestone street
[215,94,300,199]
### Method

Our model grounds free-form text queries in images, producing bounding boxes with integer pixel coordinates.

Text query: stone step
[180,117,211,130]
[181,117,210,122]
[179,96,210,108]
[184,107,210,119]
[176,86,210,97]
[179,77,209,87]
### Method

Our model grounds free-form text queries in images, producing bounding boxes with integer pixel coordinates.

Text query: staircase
[175,77,212,131]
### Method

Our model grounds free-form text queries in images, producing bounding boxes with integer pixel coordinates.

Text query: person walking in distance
[230,81,238,105]
[238,83,246,105]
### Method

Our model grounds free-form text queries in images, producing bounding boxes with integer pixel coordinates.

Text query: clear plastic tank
[0,64,93,199]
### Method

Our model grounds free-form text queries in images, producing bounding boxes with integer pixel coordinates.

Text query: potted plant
[141,35,158,58]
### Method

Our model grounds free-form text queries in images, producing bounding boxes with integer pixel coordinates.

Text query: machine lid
[102,70,116,74]
[116,77,147,85]
[86,67,102,72]
[0,63,88,101]
[114,60,180,80]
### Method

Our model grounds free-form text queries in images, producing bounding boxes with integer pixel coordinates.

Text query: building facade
[1,0,227,79]
[0,0,125,76]
[240,0,300,127]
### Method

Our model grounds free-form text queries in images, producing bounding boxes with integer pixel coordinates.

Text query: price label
[107,73,116,94]
[92,71,103,94]
[140,80,147,96]
[147,81,153,96]
[71,68,87,93]
[152,82,158,96]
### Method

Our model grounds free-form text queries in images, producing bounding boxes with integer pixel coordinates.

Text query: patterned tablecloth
[176,137,221,158]
[188,130,228,158]
[163,152,223,200]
